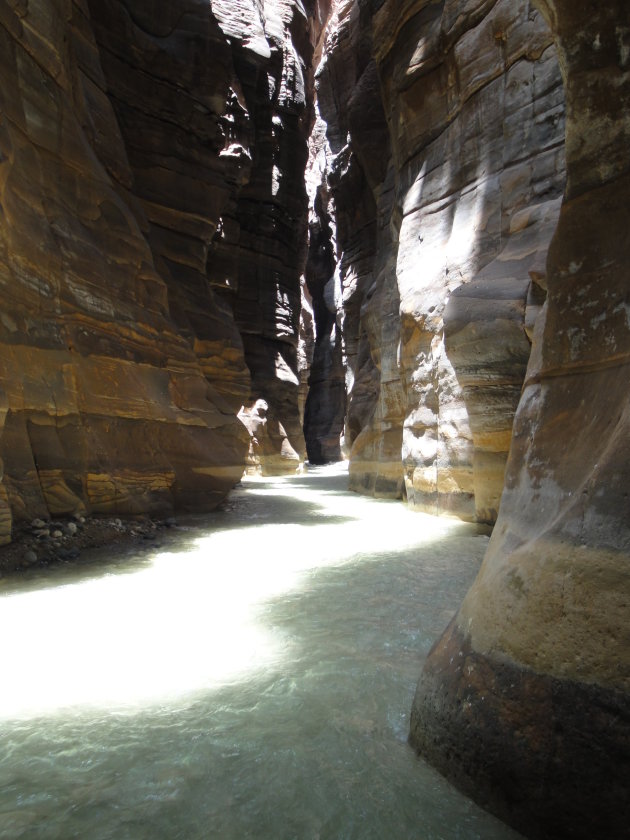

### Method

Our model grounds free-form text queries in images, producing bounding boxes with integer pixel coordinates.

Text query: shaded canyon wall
[0,0,329,544]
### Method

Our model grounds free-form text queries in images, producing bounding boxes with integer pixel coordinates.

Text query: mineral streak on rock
[0,0,330,540]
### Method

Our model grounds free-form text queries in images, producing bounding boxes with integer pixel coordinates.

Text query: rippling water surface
[0,464,521,839]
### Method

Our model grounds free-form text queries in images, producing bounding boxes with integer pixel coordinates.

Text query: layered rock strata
[315,0,403,493]
[209,0,332,474]
[316,0,565,518]
[410,1,630,837]
[302,112,345,464]
[0,0,328,543]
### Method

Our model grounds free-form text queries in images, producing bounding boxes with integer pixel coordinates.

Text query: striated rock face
[209,0,332,475]
[315,0,402,492]
[0,0,247,538]
[302,111,345,464]
[316,0,565,518]
[409,1,630,837]
[0,0,328,542]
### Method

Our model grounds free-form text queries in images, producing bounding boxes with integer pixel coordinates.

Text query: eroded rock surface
[315,0,630,836]
[316,0,565,518]
[409,1,630,837]
[315,0,402,493]
[0,0,328,541]
[302,110,345,464]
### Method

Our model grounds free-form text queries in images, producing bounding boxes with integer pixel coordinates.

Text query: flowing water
[0,464,522,839]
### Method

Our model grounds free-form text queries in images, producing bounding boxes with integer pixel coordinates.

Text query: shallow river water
[0,464,522,839]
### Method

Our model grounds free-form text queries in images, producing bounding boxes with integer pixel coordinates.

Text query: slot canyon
[0,1,629,838]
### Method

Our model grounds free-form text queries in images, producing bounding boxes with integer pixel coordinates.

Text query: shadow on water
[0,466,520,839]
[0,473,358,596]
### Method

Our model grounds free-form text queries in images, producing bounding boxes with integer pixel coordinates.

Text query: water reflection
[0,464,521,839]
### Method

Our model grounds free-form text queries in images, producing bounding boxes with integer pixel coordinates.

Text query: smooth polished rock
[410,1,630,836]
[317,0,565,517]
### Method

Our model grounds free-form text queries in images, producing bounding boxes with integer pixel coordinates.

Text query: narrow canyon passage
[0,466,521,839]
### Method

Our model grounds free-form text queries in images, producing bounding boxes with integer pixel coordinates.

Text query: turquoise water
[0,465,521,839]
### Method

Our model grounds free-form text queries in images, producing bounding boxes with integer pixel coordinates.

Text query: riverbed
[0,464,521,839]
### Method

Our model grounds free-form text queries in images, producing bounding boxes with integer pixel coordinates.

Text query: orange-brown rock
[0,0,329,540]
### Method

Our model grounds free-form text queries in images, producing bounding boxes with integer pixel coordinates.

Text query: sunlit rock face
[411,1,630,837]
[0,0,328,539]
[318,0,565,517]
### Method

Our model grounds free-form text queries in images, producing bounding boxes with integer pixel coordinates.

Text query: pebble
[57,548,80,561]
[23,549,37,565]
[31,518,47,529]
[66,522,78,536]
[52,530,63,539]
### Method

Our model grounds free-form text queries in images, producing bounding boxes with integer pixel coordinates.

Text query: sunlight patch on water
[0,465,465,720]
[0,465,522,840]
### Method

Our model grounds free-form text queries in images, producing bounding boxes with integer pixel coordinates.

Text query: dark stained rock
[411,619,630,840]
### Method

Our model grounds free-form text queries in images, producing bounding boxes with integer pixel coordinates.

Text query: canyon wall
[316,0,565,522]
[410,1,630,837]
[0,0,328,543]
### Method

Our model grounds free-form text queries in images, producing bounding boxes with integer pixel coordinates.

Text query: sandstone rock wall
[0,0,328,542]
[410,1,630,836]
[302,111,346,464]
[210,0,329,474]
[314,0,630,834]
[315,0,403,493]
[317,0,565,520]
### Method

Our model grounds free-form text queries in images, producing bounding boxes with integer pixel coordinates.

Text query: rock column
[410,2,630,837]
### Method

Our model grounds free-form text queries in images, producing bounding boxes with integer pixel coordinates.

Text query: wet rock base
[410,620,630,840]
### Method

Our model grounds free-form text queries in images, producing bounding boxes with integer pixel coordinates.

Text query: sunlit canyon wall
[0,0,330,544]
[312,0,565,522]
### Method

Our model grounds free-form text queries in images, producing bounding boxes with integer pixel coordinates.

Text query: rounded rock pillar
[410,2,630,838]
